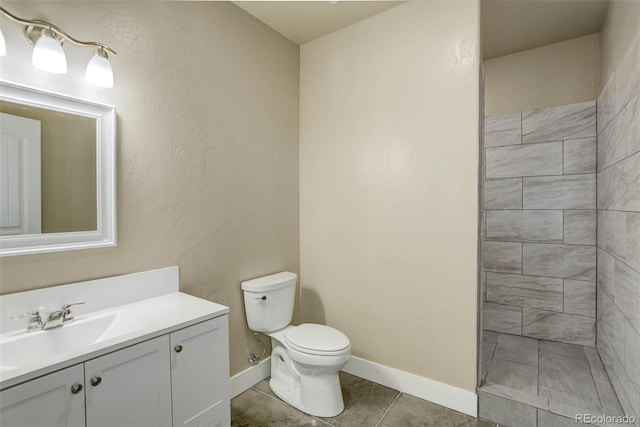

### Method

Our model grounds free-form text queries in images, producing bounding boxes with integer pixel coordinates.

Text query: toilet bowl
[241,272,351,417]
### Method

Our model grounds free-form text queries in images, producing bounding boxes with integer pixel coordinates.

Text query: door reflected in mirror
[0,101,97,235]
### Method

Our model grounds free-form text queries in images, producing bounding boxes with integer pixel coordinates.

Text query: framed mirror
[0,81,116,256]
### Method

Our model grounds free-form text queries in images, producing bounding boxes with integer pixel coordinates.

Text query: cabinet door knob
[174,344,183,353]
[71,383,83,394]
[90,376,102,386]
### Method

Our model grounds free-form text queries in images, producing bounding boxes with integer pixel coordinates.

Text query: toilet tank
[241,272,297,333]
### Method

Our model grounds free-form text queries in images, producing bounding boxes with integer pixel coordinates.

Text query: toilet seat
[284,323,350,356]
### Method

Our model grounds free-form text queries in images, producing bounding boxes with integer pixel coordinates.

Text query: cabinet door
[171,316,230,427]
[85,335,171,427]
[0,364,85,427]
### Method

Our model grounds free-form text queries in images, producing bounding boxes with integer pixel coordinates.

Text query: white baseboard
[343,356,478,417]
[230,357,271,399]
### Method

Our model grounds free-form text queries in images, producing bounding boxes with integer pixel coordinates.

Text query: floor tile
[486,358,538,395]
[319,372,399,426]
[539,351,602,412]
[492,334,538,366]
[377,393,482,427]
[231,388,329,427]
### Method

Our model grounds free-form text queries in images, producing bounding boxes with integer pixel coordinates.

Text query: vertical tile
[523,174,596,209]
[484,113,522,147]
[523,308,595,345]
[563,137,596,174]
[485,142,563,178]
[523,243,596,281]
[484,178,522,209]
[522,101,596,143]
[626,91,640,157]
[598,111,628,171]
[615,260,640,333]
[597,323,615,379]
[483,302,522,335]
[613,353,640,422]
[626,321,640,392]
[486,272,563,312]
[486,210,563,243]
[478,391,537,427]
[597,210,626,260]
[597,248,616,301]
[563,210,596,245]
[563,279,595,317]
[482,330,499,344]
[616,32,640,110]
[598,287,626,362]
[626,212,640,273]
[482,340,496,381]
[483,241,522,273]
[584,346,625,416]
[598,73,618,133]
[597,152,640,212]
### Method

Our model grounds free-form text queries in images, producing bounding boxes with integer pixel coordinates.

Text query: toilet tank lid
[241,271,297,292]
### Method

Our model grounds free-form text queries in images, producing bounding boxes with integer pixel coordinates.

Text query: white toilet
[241,271,351,417]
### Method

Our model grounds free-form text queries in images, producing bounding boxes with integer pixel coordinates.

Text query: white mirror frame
[0,81,116,256]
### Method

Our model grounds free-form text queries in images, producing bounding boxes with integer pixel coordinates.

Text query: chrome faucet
[12,302,85,331]
[11,310,43,331]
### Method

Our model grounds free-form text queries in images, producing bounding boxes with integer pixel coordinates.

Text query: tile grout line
[373,391,401,427]
[250,384,336,426]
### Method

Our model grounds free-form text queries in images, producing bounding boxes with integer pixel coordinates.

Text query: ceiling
[234,1,404,45]
[482,0,609,59]
[235,0,610,60]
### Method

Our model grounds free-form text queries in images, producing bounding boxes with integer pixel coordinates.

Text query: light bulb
[0,27,6,56]
[32,30,67,74]
[85,48,113,88]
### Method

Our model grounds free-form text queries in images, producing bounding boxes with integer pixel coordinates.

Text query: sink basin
[0,312,144,371]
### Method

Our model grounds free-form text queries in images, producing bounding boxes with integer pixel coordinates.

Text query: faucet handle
[12,310,44,330]
[62,301,85,322]
[62,301,85,311]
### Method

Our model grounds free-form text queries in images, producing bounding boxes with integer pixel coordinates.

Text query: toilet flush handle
[255,296,267,301]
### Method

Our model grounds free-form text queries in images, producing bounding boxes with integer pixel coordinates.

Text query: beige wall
[300,0,480,392]
[484,34,599,117]
[599,0,640,90]
[0,101,97,233]
[0,1,300,376]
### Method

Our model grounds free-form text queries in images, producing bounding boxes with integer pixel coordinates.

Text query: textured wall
[482,101,597,346]
[300,0,480,391]
[483,34,599,117]
[0,1,300,376]
[596,29,640,426]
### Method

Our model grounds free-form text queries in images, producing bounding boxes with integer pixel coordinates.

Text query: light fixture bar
[0,6,116,56]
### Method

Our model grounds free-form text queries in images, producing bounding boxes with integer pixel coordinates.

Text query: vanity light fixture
[0,6,116,87]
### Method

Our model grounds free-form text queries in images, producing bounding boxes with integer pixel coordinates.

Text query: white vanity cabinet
[0,315,230,427]
[170,316,230,427]
[0,364,86,427]
[85,335,172,427]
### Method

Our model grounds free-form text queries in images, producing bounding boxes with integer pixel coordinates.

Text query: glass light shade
[85,51,113,88]
[0,28,6,56]
[32,32,67,73]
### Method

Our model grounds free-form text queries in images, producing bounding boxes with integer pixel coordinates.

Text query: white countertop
[0,268,229,390]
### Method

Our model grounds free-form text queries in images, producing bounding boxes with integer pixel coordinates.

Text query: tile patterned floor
[479,332,628,426]
[231,372,496,427]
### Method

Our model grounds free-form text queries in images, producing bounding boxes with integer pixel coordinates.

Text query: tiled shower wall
[482,101,597,346]
[596,33,640,425]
